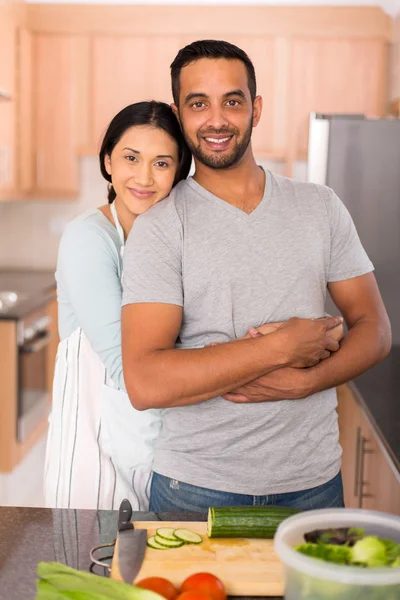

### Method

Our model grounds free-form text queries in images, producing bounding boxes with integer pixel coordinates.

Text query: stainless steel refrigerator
[307,113,400,344]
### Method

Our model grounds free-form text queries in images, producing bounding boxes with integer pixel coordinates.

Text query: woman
[44,101,192,510]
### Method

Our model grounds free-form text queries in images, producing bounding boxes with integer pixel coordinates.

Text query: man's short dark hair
[170,39,257,106]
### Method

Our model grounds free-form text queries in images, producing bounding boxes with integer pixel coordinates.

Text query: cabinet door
[288,39,387,161]
[0,5,16,199]
[91,36,184,151]
[336,385,364,508]
[358,411,400,516]
[337,384,400,515]
[33,34,88,196]
[17,28,34,194]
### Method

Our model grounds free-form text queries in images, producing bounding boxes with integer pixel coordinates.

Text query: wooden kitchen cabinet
[17,28,34,194]
[337,384,400,515]
[287,39,387,168]
[91,35,185,151]
[32,34,89,197]
[0,4,17,200]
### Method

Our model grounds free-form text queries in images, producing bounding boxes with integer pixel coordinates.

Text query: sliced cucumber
[154,535,184,548]
[156,527,178,541]
[147,535,169,550]
[173,528,203,544]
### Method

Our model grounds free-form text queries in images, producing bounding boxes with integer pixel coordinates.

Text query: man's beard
[181,119,253,170]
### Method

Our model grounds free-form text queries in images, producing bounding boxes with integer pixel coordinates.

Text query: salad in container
[274,508,400,600]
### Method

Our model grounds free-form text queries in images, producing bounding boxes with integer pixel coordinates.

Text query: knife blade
[117,498,147,583]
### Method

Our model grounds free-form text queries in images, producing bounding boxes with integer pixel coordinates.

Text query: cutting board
[111,521,284,596]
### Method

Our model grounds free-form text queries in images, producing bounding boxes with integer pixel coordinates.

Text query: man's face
[173,58,262,170]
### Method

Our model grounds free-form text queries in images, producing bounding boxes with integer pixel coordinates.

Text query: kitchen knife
[117,498,147,584]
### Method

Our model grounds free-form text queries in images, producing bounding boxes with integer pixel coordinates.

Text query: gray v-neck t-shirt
[122,171,374,494]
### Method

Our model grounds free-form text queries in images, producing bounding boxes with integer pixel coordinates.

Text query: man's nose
[205,106,230,131]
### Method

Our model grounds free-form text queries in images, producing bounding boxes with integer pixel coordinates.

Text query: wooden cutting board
[111,522,283,596]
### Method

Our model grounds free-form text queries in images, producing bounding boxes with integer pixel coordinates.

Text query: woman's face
[104,125,179,216]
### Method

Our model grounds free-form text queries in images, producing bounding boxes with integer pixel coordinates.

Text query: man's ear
[252,96,263,128]
[104,154,112,176]
[171,103,180,123]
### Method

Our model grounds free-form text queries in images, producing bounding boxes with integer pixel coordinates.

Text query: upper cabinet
[32,34,89,197]
[288,39,388,162]
[91,36,184,151]
[0,5,17,200]
[0,4,393,200]
[17,28,33,194]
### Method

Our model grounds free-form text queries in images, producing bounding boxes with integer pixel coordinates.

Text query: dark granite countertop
[352,345,400,472]
[0,507,281,600]
[0,269,56,320]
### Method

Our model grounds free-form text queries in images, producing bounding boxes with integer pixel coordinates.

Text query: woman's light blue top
[56,209,126,390]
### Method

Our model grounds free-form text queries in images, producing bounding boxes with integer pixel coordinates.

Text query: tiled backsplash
[0,157,307,271]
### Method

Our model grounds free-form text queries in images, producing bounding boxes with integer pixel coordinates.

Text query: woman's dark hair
[99,101,192,203]
[170,39,256,107]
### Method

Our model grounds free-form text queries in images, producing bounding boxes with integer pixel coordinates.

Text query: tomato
[176,592,214,600]
[179,573,226,600]
[136,577,178,600]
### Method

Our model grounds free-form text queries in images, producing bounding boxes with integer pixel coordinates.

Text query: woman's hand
[244,318,344,344]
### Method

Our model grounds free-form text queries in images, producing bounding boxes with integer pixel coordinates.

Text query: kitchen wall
[0,158,105,270]
[0,158,306,270]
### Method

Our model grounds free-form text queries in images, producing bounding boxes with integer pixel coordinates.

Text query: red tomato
[176,592,214,600]
[179,573,226,600]
[136,577,178,600]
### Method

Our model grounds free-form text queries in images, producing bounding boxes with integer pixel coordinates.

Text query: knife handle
[118,498,134,531]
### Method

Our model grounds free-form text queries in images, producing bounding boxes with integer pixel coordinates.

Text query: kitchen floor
[0,435,47,507]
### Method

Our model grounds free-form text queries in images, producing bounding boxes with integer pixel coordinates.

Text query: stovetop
[0,269,56,320]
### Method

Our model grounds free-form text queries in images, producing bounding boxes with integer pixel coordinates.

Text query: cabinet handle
[354,426,362,497]
[358,435,374,508]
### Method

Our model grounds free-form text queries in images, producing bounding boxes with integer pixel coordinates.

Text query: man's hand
[222,367,313,403]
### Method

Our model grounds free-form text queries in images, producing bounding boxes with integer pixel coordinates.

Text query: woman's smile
[127,187,156,199]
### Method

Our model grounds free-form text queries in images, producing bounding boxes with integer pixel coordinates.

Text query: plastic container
[274,508,400,600]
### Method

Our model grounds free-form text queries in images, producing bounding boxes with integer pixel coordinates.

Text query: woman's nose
[134,164,153,187]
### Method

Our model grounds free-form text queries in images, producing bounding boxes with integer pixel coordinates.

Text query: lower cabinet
[337,384,400,515]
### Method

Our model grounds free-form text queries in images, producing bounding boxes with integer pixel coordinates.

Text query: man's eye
[226,100,240,107]
[192,102,205,109]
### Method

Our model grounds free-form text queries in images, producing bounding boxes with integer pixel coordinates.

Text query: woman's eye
[155,161,169,168]
[125,155,137,162]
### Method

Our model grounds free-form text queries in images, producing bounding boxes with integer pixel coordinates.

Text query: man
[121,40,391,511]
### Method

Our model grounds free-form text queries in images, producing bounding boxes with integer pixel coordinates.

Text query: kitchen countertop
[0,506,282,600]
[352,345,400,473]
[0,269,56,320]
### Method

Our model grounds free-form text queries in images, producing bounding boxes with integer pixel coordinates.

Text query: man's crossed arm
[222,273,391,404]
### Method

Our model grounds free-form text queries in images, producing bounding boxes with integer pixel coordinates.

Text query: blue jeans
[149,471,344,512]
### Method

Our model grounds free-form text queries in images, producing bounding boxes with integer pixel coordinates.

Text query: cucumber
[156,527,178,541]
[173,528,203,544]
[207,506,299,539]
[154,535,184,548]
[147,535,169,550]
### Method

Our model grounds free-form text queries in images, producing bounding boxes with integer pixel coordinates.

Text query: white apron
[44,204,162,510]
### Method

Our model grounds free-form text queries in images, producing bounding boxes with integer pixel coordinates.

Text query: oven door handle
[21,332,52,353]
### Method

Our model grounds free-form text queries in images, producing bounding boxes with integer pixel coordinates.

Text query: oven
[17,307,52,442]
